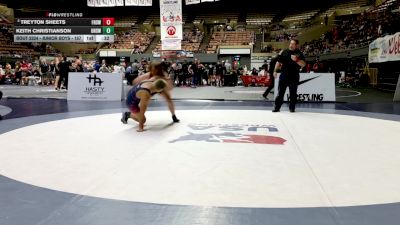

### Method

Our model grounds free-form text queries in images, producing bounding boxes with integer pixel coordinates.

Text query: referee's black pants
[274,79,298,111]
[263,75,275,97]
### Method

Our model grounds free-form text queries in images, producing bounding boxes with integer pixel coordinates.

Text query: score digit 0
[102,26,114,35]
[102,18,115,26]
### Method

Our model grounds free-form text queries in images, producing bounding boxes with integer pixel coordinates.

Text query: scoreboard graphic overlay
[14,15,115,43]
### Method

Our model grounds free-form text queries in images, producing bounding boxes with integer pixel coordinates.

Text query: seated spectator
[301,1,399,56]
[0,65,4,84]
[100,64,111,73]
[32,65,41,78]
[251,68,258,76]
[258,68,268,76]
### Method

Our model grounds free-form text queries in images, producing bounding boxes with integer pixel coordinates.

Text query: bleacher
[372,0,397,13]
[321,0,369,17]
[282,10,319,27]
[302,0,399,57]
[45,44,60,55]
[207,31,254,53]
[246,13,275,25]
[0,25,37,56]
[181,30,204,52]
[106,31,155,53]
[143,13,159,25]
[76,47,97,54]
[193,12,239,24]
[114,15,140,28]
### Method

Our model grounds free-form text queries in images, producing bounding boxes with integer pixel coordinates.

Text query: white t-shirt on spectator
[113,65,125,74]
[258,69,267,76]
[225,62,232,73]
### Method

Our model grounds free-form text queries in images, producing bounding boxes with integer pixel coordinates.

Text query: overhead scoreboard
[14,17,115,43]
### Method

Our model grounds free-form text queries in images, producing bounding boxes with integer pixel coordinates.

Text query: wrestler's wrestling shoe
[121,112,130,124]
[172,115,180,123]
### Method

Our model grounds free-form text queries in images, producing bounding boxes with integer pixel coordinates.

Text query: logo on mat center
[87,74,104,86]
[170,123,286,145]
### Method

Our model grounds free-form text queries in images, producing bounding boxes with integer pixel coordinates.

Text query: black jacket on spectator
[215,64,224,75]
[32,70,41,77]
[59,61,71,77]
[40,64,49,74]
[269,57,279,75]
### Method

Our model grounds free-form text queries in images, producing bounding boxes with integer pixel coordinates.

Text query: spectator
[251,68,258,76]
[113,62,121,73]
[262,60,269,71]
[40,59,51,85]
[58,57,71,90]
[313,60,323,72]
[74,56,84,72]
[94,60,101,72]
[301,1,399,56]
[32,65,41,78]
[224,61,232,75]
[258,68,268,76]
[0,65,4,84]
[54,56,61,90]
[325,14,328,26]
[100,64,110,73]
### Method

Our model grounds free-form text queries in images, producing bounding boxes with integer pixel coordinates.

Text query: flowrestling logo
[298,76,320,85]
[287,75,325,102]
[170,123,286,145]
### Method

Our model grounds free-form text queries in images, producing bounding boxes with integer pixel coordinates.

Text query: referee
[262,56,278,99]
[273,39,306,113]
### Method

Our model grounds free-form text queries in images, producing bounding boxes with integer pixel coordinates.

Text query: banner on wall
[88,0,95,6]
[116,0,124,6]
[185,0,218,4]
[67,73,123,101]
[138,0,152,6]
[124,0,135,5]
[90,0,152,6]
[100,0,109,6]
[93,0,103,6]
[88,0,118,6]
[369,32,400,63]
[274,73,336,102]
[185,0,200,4]
[160,0,183,41]
[161,39,181,50]
[153,50,193,58]
[109,0,116,6]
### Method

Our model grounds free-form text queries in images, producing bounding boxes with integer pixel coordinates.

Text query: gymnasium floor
[1,87,400,225]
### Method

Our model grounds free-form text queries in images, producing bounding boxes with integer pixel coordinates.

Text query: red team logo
[167,26,176,36]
